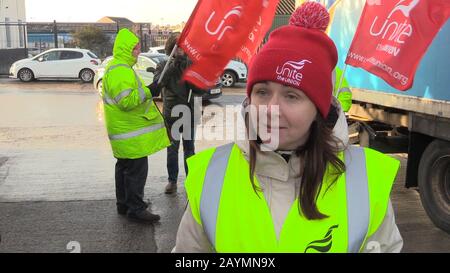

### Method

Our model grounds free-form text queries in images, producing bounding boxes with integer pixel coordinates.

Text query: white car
[27,47,41,57]
[94,53,222,100]
[147,46,166,54]
[149,47,247,87]
[94,53,168,95]
[9,48,101,83]
[221,60,247,87]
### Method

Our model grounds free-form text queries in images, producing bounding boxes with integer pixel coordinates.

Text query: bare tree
[73,26,112,58]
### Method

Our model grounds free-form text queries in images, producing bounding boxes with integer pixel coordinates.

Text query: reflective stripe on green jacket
[103,29,170,159]
[185,143,400,253]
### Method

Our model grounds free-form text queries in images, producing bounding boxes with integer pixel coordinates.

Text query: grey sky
[26,0,197,24]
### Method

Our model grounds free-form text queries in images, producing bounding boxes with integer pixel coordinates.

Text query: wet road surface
[0,79,448,253]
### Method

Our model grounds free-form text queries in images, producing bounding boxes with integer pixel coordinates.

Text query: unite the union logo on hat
[275,59,312,87]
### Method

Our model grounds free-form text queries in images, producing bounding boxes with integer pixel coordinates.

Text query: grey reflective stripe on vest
[200,143,234,247]
[103,63,149,105]
[103,92,117,105]
[105,64,130,75]
[103,64,130,106]
[132,70,147,104]
[114,88,133,102]
[108,123,165,141]
[339,87,352,94]
[345,146,370,253]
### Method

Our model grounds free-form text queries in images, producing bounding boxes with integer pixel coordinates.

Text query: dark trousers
[166,115,196,184]
[167,138,195,183]
[115,157,149,214]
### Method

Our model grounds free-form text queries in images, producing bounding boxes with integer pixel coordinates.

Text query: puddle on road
[0,156,9,186]
[0,157,8,168]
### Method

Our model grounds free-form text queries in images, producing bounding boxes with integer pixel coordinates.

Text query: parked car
[94,53,222,100]
[221,59,247,87]
[27,47,41,57]
[150,47,247,87]
[147,46,166,54]
[9,48,101,83]
[94,53,165,95]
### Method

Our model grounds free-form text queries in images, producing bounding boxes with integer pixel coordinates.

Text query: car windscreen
[32,52,45,60]
[150,55,168,64]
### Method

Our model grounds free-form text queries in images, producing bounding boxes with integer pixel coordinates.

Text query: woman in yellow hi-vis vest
[174,2,403,253]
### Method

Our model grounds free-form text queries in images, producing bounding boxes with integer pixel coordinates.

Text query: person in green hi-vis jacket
[333,67,352,112]
[102,29,170,223]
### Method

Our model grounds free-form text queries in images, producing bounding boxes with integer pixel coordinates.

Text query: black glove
[325,103,339,128]
[147,81,161,98]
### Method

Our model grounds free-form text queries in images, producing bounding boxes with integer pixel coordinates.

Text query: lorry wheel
[418,139,450,234]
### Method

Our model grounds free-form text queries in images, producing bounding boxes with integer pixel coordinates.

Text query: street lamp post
[53,20,58,48]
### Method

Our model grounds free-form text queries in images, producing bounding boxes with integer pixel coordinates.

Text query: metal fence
[145,33,172,49]
[26,21,116,58]
[0,16,290,75]
[0,22,28,75]
[26,22,173,58]
[0,22,27,50]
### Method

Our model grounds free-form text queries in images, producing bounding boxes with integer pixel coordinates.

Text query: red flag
[178,0,280,89]
[345,0,450,91]
[236,0,280,64]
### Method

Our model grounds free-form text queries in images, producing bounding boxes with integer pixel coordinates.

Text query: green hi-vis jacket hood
[113,28,139,66]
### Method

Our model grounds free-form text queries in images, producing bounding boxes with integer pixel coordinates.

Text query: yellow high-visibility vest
[185,143,399,253]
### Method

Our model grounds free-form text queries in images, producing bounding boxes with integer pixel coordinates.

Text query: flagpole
[157,44,178,85]
[187,89,193,103]
[157,0,201,86]
[152,44,178,144]
[335,63,348,98]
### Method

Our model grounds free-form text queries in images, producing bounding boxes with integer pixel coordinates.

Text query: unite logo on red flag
[345,0,450,90]
[236,0,280,64]
[178,0,279,89]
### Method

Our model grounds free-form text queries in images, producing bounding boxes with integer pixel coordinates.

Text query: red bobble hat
[246,2,338,117]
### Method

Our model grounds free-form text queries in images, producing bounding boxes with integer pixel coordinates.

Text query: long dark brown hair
[165,32,181,56]
[246,111,346,220]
